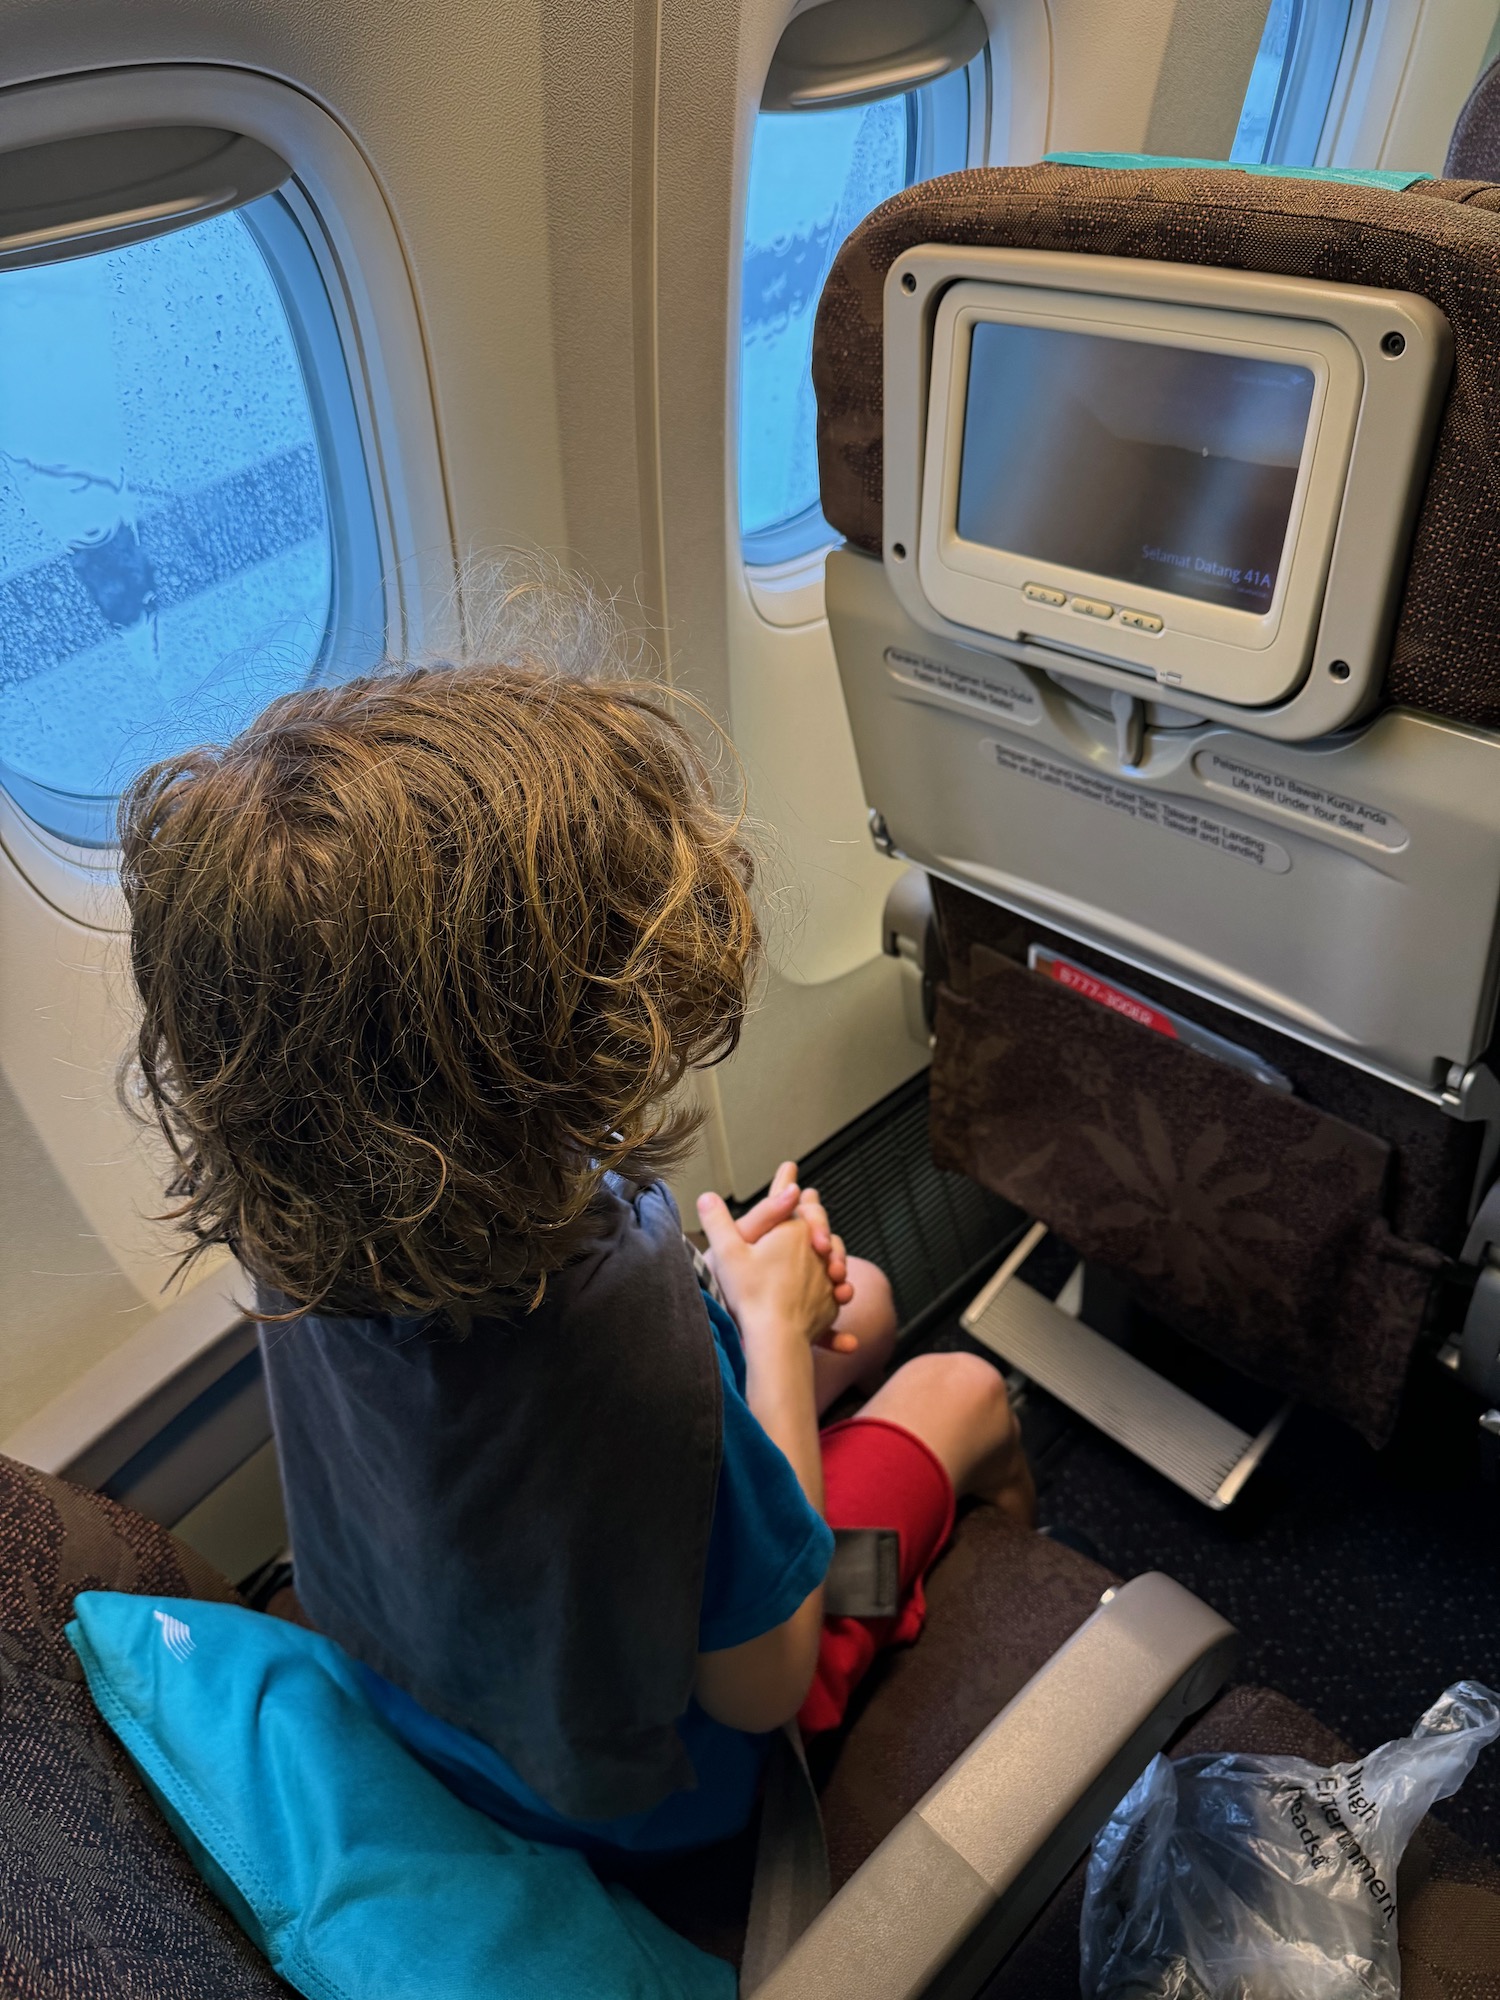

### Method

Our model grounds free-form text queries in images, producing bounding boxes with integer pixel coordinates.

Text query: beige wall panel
[726,583,908,990]
[0,847,184,1305]
[0,839,242,1431]
[1377,0,1500,172]
[647,0,920,1191]
[647,0,753,717]
[984,0,1053,162]
[1144,0,1267,157]
[711,953,930,1200]
[0,1064,147,1431]
[1041,0,1179,154]
[1318,0,1499,172]
[538,0,650,597]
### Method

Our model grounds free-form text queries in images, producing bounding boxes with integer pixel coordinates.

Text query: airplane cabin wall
[0,0,573,1433]
[0,0,1494,1442]
[700,0,1271,1199]
[1328,0,1500,171]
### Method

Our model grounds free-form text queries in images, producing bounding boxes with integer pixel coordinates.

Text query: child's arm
[692,1193,836,1734]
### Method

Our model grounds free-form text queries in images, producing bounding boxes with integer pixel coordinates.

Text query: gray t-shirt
[257,1179,724,1821]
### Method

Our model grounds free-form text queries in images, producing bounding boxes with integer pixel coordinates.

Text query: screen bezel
[918,282,1364,707]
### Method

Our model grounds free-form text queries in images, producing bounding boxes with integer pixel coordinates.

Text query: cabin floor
[913,1260,1500,1858]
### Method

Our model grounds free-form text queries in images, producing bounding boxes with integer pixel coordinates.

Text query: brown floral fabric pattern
[812,164,1500,727]
[930,946,1440,1445]
[1447,57,1500,182]
[0,1453,289,1999]
[931,887,1484,1258]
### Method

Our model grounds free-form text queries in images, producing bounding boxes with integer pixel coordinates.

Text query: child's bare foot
[985,1431,1037,1529]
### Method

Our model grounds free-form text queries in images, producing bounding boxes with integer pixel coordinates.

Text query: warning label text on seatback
[984,739,1292,874]
[886,646,1040,722]
[1194,750,1409,851]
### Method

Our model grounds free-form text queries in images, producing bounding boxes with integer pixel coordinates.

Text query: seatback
[1447,56,1500,179]
[815,163,1500,1441]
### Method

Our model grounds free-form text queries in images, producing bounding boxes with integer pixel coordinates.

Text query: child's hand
[697,1190,839,1355]
[734,1161,854,1298]
[712,1160,858,1348]
[720,1161,802,1259]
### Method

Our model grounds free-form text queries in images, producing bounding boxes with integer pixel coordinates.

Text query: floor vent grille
[755,1071,1023,1335]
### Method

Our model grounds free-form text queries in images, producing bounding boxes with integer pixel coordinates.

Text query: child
[119,655,1034,1857]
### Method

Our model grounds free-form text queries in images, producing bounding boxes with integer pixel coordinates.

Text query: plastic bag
[1080,1681,1500,1999]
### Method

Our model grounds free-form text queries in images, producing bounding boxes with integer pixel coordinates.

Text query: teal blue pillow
[67,1592,735,2000]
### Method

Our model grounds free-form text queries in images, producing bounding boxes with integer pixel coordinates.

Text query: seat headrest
[811,162,1500,729]
[1447,57,1500,180]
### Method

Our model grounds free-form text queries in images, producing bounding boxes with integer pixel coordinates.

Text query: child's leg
[853,1353,1035,1528]
[813,1257,899,1414]
[799,1355,1034,1736]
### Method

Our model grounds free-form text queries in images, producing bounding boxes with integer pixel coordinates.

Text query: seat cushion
[1448,57,1500,179]
[818,1503,1117,1888]
[624,1522,1500,1997]
[0,1452,290,1998]
[14,1448,1492,1998]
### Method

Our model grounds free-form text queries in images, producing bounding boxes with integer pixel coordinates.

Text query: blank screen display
[955,322,1316,615]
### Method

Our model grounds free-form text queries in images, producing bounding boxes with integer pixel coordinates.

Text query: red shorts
[798,1417,956,1736]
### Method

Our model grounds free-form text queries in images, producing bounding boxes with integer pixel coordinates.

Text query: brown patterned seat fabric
[1448,58,1500,180]
[813,163,1500,729]
[0,1452,290,1999]
[4,1452,1497,1997]
[928,924,1444,1445]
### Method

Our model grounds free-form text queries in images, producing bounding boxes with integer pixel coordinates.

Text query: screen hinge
[1441,1061,1500,1123]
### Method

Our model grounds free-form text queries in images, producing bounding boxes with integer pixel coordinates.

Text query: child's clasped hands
[696,1160,860,1357]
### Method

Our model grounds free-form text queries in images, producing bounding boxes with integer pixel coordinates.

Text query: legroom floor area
[805,1074,1500,1859]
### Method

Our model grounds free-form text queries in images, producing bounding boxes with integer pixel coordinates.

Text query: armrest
[755,1572,1236,2000]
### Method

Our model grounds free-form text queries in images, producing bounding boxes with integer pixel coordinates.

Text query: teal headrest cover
[1042,152,1431,191]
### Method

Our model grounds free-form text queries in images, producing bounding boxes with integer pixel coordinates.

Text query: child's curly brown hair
[119,661,759,1316]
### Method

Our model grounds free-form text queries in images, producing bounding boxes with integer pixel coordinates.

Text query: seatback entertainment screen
[956,322,1317,615]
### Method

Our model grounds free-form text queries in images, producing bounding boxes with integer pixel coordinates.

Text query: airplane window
[1232,0,1361,167]
[0,194,379,847]
[740,67,974,566]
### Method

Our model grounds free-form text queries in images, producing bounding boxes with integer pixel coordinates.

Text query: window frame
[1234,0,1369,168]
[0,186,384,849]
[738,49,989,578]
[0,66,452,927]
[245,188,388,691]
